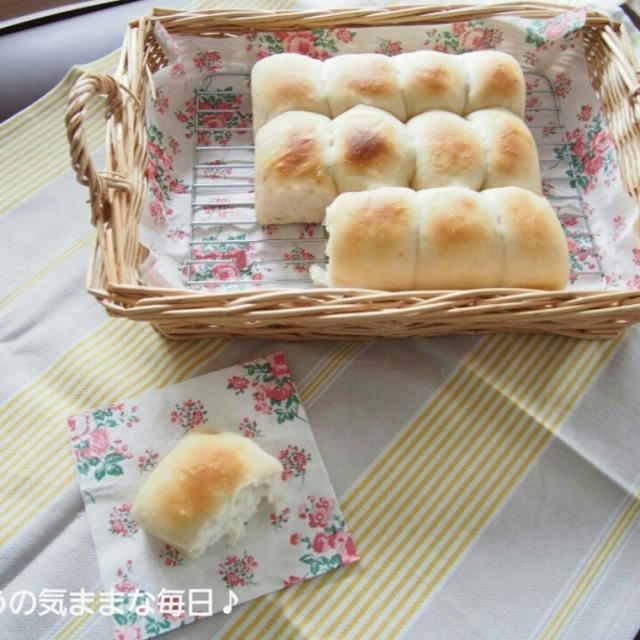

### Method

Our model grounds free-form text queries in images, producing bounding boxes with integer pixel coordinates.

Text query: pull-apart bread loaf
[250,49,525,129]
[255,106,541,224]
[133,429,283,558]
[408,108,541,194]
[319,187,569,291]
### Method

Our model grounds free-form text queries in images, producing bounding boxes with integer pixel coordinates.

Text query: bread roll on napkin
[133,429,283,558]
[318,186,569,291]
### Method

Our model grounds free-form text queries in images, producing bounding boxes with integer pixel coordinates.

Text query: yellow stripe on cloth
[51,592,102,640]
[540,494,640,639]
[299,341,368,405]
[223,334,618,640]
[0,53,120,217]
[0,319,228,545]
[0,231,94,310]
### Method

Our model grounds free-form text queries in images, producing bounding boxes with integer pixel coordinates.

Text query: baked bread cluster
[251,50,525,130]
[250,50,569,291]
[311,186,569,291]
[254,105,540,224]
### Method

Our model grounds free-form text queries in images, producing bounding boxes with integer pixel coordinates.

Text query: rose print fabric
[66,353,358,639]
[138,9,640,293]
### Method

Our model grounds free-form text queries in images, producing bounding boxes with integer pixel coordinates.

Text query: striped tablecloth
[2,1,640,639]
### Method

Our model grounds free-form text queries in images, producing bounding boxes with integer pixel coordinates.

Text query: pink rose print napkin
[66,353,358,639]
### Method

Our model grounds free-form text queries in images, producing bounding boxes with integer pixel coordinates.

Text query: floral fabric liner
[138,9,640,292]
[67,353,358,639]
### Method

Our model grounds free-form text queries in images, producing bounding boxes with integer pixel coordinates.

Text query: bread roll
[250,50,526,129]
[484,187,569,290]
[320,186,569,291]
[394,50,466,118]
[466,108,542,195]
[132,429,283,558]
[415,187,503,289]
[251,53,330,131]
[330,105,415,193]
[254,111,337,224]
[324,187,419,290]
[323,53,407,121]
[407,110,485,191]
[463,50,525,117]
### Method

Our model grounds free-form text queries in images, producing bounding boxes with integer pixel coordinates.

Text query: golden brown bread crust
[408,111,485,190]
[395,50,467,117]
[252,51,526,129]
[330,105,414,193]
[344,57,396,96]
[415,188,503,289]
[493,121,537,173]
[325,188,419,289]
[254,111,336,224]
[323,53,407,121]
[250,53,329,131]
[322,187,569,291]
[463,50,525,117]
[411,64,451,94]
[467,108,542,195]
[154,440,246,533]
[265,130,325,179]
[486,187,570,289]
[343,125,392,168]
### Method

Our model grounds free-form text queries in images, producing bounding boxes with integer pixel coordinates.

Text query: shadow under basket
[65,3,640,340]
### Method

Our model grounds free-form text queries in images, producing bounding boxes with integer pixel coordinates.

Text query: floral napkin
[138,8,640,293]
[66,353,358,639]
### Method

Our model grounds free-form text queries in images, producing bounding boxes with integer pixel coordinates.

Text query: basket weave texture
[65,2,640,340]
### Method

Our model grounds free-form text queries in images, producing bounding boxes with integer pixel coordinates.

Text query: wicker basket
[65,2,640,340]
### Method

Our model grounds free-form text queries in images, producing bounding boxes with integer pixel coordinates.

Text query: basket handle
[65,72,127,226]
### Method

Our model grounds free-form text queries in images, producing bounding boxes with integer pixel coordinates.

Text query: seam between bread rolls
[389,55,411,129]
[487,190,508,287]
[325,113,339,194]
[412,190,422,289]
[319,58,332,118]
[467,110,491,191]
[459,52,472,116]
